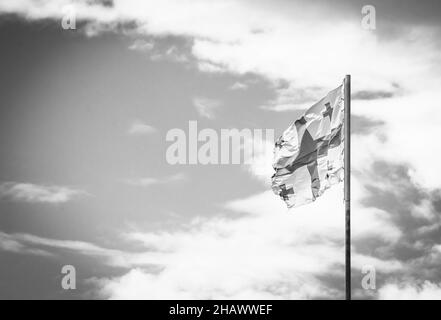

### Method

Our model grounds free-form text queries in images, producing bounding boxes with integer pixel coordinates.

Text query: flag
[271,83,345,208]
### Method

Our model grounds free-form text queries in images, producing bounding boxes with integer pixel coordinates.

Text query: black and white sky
[0,0,441,299]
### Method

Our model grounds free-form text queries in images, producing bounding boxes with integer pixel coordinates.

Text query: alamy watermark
[361,5,376,30]
[61,5,77,30]
[61,265,76,290]
[361,265,376,290]
[165,121,274,165]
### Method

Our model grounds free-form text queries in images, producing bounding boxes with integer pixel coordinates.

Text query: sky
[0,0,441,299]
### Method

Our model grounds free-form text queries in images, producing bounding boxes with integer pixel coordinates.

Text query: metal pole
[344,75,351,300]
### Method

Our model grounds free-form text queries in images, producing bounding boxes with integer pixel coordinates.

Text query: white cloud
[124,173,185,187]
[128,39,155,52]
[230,82,248,90]
[1,0,439,90]
[351,90,441,190]
[193,97,221,119]
[240,133,274,184]
[90,182,402,299]
[0,179,410,299]
[259,84,324,112]
[0,182,87,204]
[379,281,441,300]
[128,120,157,135]
[0,0,117,23]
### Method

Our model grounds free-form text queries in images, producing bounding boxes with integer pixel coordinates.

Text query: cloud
[352,91,441,190]
[124,173,186,187]
[4,184,378,299]
[0,231,121,263]
[2,1,440,101]
[379,281,441,300]
[193,97,221,119]
[90,178,404,299]
[128,39,154,52]
[260,84,324,112]
[241,134,274,185]
[230,82,248,90]
[128,120,157,135]
[0,0,414,91]
[0,182,87,204]
[128,37,193,63]
[0,232,53,257]
[353,90,396,100]
[1,166,435,299]
[0,0,118,24]
[0,231,167,268]
[89,150,440,299]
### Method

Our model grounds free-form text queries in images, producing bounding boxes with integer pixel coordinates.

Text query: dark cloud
[353,90,394,100]
[354,161,441,291]
[353,83,401,101]
[86,0,114,8]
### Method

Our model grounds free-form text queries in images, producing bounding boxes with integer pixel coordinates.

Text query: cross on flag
[271,84,345,208]
[279,184,294,200]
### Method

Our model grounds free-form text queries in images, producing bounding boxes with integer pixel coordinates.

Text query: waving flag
[272,84,345,208]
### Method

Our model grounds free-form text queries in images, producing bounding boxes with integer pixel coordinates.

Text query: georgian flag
[271,84,345,208]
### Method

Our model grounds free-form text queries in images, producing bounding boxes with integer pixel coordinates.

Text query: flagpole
[344,75,351,300]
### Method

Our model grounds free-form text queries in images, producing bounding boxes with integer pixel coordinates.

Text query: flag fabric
[271,84,345,208]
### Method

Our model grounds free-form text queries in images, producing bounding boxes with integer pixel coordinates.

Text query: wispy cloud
[353,87,400,100]
[0,232,53,257]
[128,120,157,135]
[259,84,324,112]
[0,182,87,204]
[0,231,134,267]
[193,97,221,119]
[128,36,193,64]
[230,81,248,90]
[0,229,173,269]
[128,39,155,52]
[124,173,186,187]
